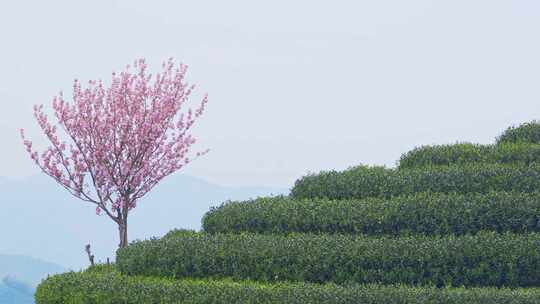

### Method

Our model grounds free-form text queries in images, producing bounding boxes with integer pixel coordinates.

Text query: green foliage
[162,228,198,239]
[497,121,540,144]
[116,231,540,287]
[39,122,540,301]
[291,164,540,200]
[399,143,487,169]
[203,191,540,236]
[86,263,116,274]
[398,143,540,169]
[35,268,540,304]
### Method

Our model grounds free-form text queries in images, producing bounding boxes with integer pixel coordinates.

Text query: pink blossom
[21,58,209,248]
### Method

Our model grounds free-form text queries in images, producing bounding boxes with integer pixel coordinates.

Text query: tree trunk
[118,198,130,248]
[118,221,128,248]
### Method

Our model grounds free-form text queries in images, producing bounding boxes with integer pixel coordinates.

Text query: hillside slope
[36,122,540,303]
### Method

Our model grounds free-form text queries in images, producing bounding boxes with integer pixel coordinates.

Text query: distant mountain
[0,254,66,287]
[0,276,34,304]
[0,174,289,269]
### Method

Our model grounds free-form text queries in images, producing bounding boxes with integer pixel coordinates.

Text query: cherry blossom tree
[21,58,209,248]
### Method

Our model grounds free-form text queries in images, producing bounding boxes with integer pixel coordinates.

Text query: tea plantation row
[397,122,540,168]
[36,270,540,304]
[291,163,540,200]
[36,266,540,304]
[116,231,540,287]
[203,191,540,235]
[398,143,540,169]
[497,121,540,145]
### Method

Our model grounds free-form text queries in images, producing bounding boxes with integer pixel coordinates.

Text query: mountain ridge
[0,173,289,269]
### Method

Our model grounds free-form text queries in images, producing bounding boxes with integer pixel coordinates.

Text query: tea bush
[203,191,540,236]
[398,143,540,169]
[291,164,540,200]
[35,267,540,304]
[497,121,540,144]
[117,231,540,287]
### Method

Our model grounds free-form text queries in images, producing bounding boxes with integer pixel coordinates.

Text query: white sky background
[1,0,540,188]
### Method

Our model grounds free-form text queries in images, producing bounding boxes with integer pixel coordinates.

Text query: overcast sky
[1,0,540,188]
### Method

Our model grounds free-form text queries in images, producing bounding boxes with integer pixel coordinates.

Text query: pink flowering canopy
[21,58,209,220]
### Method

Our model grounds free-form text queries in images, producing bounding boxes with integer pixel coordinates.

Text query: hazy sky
[1,0,540,188]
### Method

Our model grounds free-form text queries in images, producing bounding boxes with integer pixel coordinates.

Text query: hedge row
[35,267,540,304]
[117,231,540,287]
[398,143,540,169]
[203,191,540,236]
[290,164,540,200]
[398,122,540,169]
[497,121,540,145]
